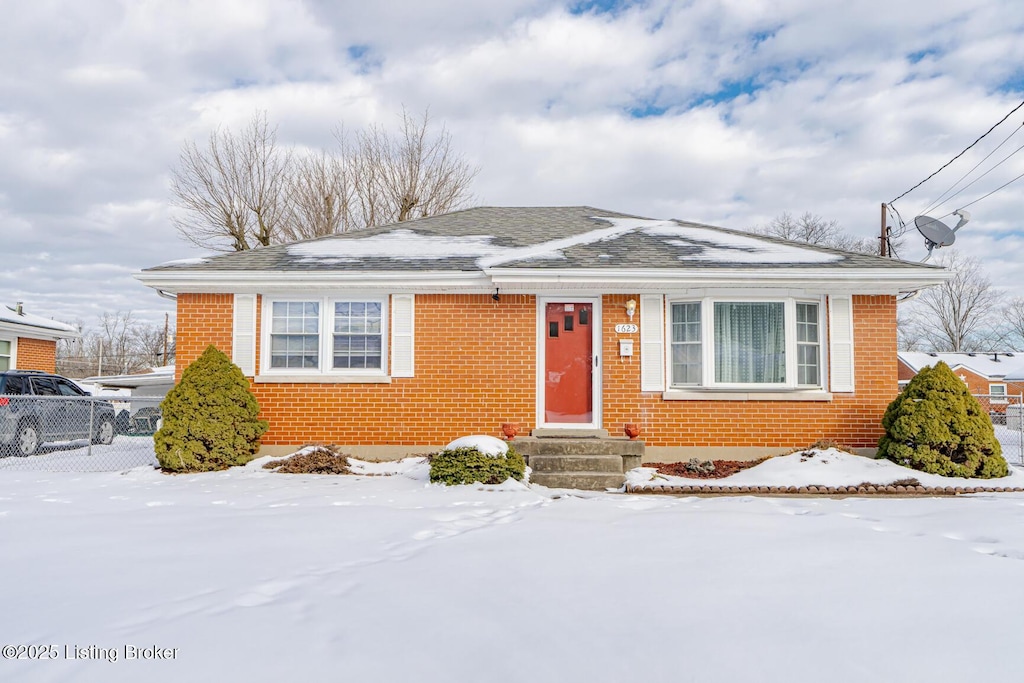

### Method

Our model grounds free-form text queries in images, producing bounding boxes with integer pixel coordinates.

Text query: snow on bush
[430,436,524,486]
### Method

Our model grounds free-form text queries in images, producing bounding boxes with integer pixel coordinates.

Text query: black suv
[0,371,117,456]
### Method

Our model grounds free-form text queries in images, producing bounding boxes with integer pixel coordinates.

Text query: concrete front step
[529,454,625,473]
[530,471,626,491]
[513,436,644,457]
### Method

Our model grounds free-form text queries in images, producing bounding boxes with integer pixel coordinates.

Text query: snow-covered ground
[0,436,157,472]
[3,453,1024,682]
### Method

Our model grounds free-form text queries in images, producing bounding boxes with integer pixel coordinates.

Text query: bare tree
[171,112,292,251]
[901,251,1004,351]
[1002,297,1024,351]
[56,313,175,378]
[281,149,356,241]
[348,108,478,227]
[755,212,889,255]
[172,108,477,250]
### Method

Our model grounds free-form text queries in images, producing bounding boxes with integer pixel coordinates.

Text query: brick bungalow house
[137,206,948,461]
[0,303,79,373]
[898,351,1024,403]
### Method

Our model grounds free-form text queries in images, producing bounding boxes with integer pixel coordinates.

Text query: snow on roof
[288,230,507,263]
[82,365,176,388]
[156,256,212,267]
[0,305,79,337]
[287,217,842,269]
[640,220,843,264]
[898,352,1024,381]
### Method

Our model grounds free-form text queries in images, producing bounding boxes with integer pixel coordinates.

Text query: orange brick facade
[14,337,58,373]
[176,293,898,451]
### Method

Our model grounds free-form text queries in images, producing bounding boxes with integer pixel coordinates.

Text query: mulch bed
[645,460,764,479]
[627,483,1024,496]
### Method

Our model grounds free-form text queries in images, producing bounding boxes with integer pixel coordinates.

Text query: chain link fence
[0,395,161,472]
[975,393,1024,466]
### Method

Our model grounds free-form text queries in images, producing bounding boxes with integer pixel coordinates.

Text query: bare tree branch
[902,251,1004,351]
[171,112,292,251]
[754,211,898,255]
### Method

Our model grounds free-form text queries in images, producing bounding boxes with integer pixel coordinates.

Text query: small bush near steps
[155,345,268,473]
[263,445,351,474]
[878,361,1007,479]
[429,446,526,486]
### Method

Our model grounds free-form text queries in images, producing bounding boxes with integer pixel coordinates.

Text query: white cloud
[0,0,1022,331]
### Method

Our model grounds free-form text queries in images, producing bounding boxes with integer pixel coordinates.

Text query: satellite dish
[914,210,970,262]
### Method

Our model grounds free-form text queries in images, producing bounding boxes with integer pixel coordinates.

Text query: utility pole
[880,202,889,257]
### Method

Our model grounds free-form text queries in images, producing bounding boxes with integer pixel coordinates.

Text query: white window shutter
[391,294,415,377]
[232,294,256,376]
[828,296,855,392]
[640,295,665,392]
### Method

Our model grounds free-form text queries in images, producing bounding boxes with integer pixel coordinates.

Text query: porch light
[624,299,637,320]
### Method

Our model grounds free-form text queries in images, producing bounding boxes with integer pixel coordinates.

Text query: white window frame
[259,295,389,381]
[990,383,1008,404]
[666,296,827,392]
[0,336,15,372]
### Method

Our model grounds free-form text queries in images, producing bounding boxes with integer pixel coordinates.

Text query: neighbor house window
[0,339,11,371]
[990,384,1007,402]
[668,298,823,389]
[265,297,387,375]
[270,301,320,369]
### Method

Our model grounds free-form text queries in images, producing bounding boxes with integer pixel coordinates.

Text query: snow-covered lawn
[3,455,1024,682]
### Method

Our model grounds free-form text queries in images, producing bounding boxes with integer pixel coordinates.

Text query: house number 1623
[614,324,638,334]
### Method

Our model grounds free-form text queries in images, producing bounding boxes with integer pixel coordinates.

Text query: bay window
[669,298,823,389]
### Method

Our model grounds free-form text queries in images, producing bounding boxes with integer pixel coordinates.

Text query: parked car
[0,370,117,456]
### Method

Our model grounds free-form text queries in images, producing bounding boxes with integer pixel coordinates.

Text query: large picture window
[265,297,387,375]
[669,299,823,389]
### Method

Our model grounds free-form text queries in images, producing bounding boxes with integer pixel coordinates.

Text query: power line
[938,168,1024,218]
[888,98,1024,205]
[922,121,1024,215]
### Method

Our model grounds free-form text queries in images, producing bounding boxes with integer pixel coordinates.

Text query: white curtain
[714,302,786,383]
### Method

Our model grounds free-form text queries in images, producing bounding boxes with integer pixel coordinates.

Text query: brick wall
[175,293,234,382]
[16,337,57,372]
[601,294,897,449]
[176,292,899,450]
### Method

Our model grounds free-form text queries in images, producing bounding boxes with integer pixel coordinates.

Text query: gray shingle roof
[143,206,942,274]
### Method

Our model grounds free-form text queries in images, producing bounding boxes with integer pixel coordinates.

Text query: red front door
[544,302,594,423]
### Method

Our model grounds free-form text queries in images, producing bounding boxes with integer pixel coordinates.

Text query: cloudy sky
[2,0,1023,330]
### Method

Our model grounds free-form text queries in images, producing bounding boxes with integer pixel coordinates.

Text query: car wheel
[92,418,115,445]
[15,422,40,456]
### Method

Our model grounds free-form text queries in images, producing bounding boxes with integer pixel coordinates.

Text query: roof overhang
[136,265,951,296]
[0,320,81,341]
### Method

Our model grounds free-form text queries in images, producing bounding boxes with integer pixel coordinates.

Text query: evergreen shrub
[878,361,1008,478]
[155,345,268,472]
[429,445,526,485]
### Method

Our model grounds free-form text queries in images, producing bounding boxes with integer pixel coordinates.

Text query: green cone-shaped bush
[878,361,1007,478]
[155,345,268,472]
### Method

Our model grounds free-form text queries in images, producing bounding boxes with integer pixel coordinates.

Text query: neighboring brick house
[898,352,1024,405]
[137,206,948,460]
[0,304,79,373]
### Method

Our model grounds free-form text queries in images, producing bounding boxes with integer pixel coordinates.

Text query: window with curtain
[270,301,320,369]
[714,302,786,384]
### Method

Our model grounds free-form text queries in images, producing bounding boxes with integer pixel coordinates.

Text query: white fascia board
[0,321,81,341]
[134,270,493,294]
[485,267,951,294]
